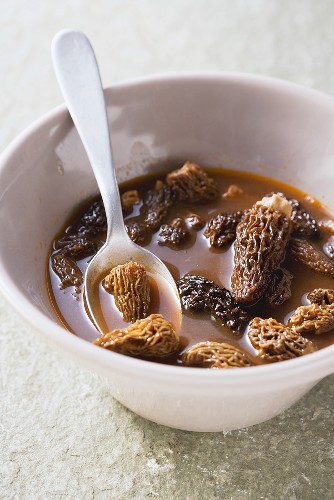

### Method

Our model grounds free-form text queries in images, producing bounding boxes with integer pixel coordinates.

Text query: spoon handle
[52,29,126,241]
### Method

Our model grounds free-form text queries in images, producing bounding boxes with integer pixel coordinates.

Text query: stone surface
[1,1,334,498]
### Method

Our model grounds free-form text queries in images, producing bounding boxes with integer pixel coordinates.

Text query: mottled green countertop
[1,1,334,498]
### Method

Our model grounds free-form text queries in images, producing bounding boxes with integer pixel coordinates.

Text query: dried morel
[143,183,174,230]
[77,200,107,236]
[223,184,244,199]
[103,261,150,322]
[55,234,96,258]
[121,190,140,212]
[204,211,243,247]
[126,222,150,245]
[307,288,334,306]
[289,198,320,239]
[209,287,250,332]
[186,213,206,230]
[268,193,320,239]
[289,238,334,277]
[231,195,292,304]
[158,222,189,248]
[166,162,219,203]
[176,274,249,332]
[51,253,83,292]
[93,314,179,357]
[266,268,293,307]
[288,303,334,335]
[248,317,314,362]
[176,274,215,311]
[182,341,253,368]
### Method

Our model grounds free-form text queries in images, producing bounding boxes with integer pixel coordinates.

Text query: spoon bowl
[84,238,182,333]
[52,29,181,332]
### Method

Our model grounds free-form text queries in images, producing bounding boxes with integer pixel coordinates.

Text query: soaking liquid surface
[47,168,334,365]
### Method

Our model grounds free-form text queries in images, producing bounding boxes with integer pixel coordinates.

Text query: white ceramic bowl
[1,73,334,432]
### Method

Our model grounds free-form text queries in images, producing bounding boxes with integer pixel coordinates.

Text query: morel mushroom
[55,234,96,258]
[158,218,190,248]
[126,222,150,245]
[121,190,140,212]
[51,253,83,293]
[77,199,107,236]
[289,238,334,277]
[204,211,243,247]
[248,317,314,362]
[307,288,334,306]
[289,198,320,239]
[231,194,292,304]
[209,287,250,333]
[103,261,150,322]
[182,341,253,368]
[288,303,334,335]
[268,192,320,239]
[176,274,249,332]
[93,314,179,357]
[166,161,219,203]
[176,274,216,311]
[143,183,174,230]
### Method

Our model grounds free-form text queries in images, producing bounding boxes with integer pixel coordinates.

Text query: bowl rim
[1,70,334,386]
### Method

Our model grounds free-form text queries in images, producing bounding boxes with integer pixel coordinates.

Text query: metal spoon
[52,29,181,332]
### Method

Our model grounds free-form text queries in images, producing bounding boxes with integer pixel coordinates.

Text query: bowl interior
[1,73,334,322]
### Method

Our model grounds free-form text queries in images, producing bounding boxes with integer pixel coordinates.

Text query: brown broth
[47,168,334,365]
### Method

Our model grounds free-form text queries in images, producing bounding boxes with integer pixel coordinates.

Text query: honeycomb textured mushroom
[307,288,334,306]
[103,261,150,322]
[51,253,83,293]
[182,341,253,368]
[289,238,334,277]
[248,317,315,362]
[204,211,243,247]
[121,190,140,212]
[93,314,180,357]
[288,303,334,335]
[231,195,292,304]
[166,162,218,203]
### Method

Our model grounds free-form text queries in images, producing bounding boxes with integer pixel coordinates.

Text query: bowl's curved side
[1,72,334,432]
[104,374,319,432]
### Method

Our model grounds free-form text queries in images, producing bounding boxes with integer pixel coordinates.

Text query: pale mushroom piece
[94,314,180,357]
[103,261,150,322]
